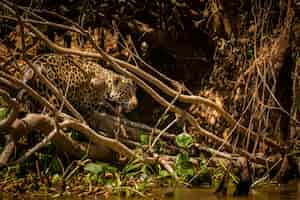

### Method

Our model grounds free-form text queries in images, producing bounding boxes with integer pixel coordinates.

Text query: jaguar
[7,54,138,115]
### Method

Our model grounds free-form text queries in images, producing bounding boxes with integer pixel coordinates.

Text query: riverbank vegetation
[0,0,299,198]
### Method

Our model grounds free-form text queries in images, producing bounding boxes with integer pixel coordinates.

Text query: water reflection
[161,180,300,200]
[2,180,300,200]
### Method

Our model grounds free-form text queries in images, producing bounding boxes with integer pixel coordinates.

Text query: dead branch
[0,89,18,129]
[0,110,137,168]
[0,15,82,33]
[0,134,15,164]
[59,120,136,160]
[89,112,175,141]
[52,132,114,162]
[0,72,57,112]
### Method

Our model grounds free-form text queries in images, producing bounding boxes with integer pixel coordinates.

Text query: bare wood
[0,89,18,129]
[0,72,57,112]
[60,120,136,160]
[90,112,175,141]
[0,134,15,164]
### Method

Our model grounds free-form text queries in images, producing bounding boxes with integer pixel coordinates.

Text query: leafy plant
[84,162,117,175]
[197,154,211,182]
[246,47,254,59]
[84,162,118,186]
[123,159,147,177]
[176,132,193,149]
[175,153,194,178]
[211,167,225,191]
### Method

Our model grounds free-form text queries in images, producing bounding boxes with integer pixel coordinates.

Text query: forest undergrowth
[0,0,299,198]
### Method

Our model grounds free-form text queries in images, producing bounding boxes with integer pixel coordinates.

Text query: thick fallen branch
[0,134,15,164]
[0,112,137,167]
[59,120,136,160]
[89,112,175,141]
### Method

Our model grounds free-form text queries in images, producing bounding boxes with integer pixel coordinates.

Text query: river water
[114,180,300,200]
[2,180,300,200]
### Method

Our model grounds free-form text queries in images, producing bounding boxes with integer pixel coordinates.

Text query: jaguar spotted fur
[7,54,138,115]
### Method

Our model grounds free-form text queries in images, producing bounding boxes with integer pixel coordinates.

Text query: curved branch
[0,89,18,130]
[59,120,136,160]
[0,74,57,112]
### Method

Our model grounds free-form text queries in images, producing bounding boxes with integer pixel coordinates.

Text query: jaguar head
[105,75,138,112]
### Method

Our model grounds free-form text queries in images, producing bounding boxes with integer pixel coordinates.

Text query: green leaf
[176,132,193,148]
[84,163,104,175]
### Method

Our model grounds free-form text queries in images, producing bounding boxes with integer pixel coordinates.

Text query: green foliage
[68,129,86,141]
[47,157,62,174]
[174,131,195,179]
[227,172,240,195]
[84,162,117,176]
[175,153,194,178]
[123,159,149,177]
[0,107,9,120]
[154,140,167,153]
[246,47,254,59]
[228,169,240,185]
[211,167,225,191]
[84,163,104,175]
[197,154,211,181]
[157,164,171,178]
[140,133,149,145]
[84,162,118,186]
[51,174,62,185]
[176,132,193,149]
